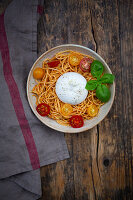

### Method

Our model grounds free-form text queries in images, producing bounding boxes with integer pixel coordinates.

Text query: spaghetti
[32,50,103,126]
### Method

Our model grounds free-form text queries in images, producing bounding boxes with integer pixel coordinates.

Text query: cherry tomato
[87,104,99,117]
[33,67,44,80]
[69,53,81,66]
[36,103,50,116]
[47,60,60,68]
[70,115,84,128]
[61,104,73,116]
[80,57,93,72]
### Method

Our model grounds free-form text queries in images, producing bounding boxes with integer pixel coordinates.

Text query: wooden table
[1,0,133,199]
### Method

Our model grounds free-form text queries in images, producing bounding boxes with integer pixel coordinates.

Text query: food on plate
[55,72,88,105]
[36,103,50,116]
[90,60,104,78]
[87,104,99,117]
[79,57,93,72]
[69,52,81,66]
[85,60,115,102]
[61,104,73,117]
[31,50,115,128]
[33,67,44,80]
[70,115,84,128]
[96,84,111,102]
[47,60,60,68]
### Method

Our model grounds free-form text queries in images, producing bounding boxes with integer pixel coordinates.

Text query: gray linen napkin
[0,0,69,199]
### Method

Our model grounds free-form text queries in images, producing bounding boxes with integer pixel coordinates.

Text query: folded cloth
[0,0,69,199]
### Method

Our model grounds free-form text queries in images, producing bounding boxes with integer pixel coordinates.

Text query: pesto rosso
[85,60,115,102]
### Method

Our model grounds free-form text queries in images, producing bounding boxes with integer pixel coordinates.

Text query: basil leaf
[96,84,111,102]
[99,73,115,84]
[91,60,104,78]
[85,80,98,91]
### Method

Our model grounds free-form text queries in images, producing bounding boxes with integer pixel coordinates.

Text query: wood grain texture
[38,0,133,199]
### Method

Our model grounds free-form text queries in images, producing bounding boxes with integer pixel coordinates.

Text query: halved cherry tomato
[61,104,73,116]
[47,60,60,68]
[80,57,93,72]
[87,104,99,117]
[36,103,50,116]
[33,67,44,80]
[70,115,84,128]
[69,53,81,66]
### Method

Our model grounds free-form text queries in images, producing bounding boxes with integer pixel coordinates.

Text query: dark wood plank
[90,0,133,199]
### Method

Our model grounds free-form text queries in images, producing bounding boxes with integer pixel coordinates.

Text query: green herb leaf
[96,84,111,102]
[85,80,98,91]
[99,73,115,84]
[91,60,104,79]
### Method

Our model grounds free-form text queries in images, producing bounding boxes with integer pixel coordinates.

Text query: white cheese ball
[55,72,88,105]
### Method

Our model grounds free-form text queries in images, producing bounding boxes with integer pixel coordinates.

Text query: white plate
[27,44,115,133]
